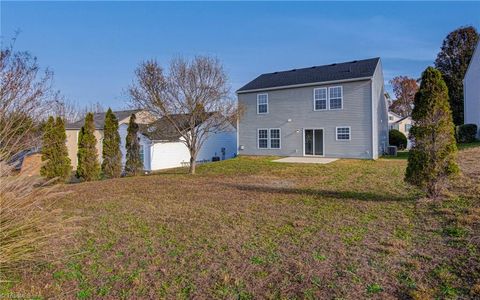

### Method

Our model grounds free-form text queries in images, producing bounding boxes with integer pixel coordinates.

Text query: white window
[313,88,327,110]
[257,94,268,114]
[389,116,394,121]
[257,128,281,149]
[270,129,281,149]
[329,86,343,110]
[258,129,268,148]
[139,144,145,164]
[336,126,351,141]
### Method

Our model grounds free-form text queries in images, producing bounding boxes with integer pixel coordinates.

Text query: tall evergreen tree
[405,67,459,199]
[101,108,122,178]
[76,112,100,181]
[124,113,142,176]
[40,116,55,178]
[40,116,72,181]
[435,26,479,125]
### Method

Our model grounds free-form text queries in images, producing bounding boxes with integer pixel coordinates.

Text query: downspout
[236,99,240,156]
[371,79,376,159]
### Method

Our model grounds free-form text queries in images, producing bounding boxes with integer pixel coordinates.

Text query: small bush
[389,129,408,150]
[456,124,478,143]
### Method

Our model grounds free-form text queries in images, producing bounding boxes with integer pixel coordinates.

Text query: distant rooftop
[237,57,380,93]
[66,109,141,129]
[138,112,215,142]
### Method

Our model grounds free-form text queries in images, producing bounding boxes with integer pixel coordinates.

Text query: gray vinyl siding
[238,79,375,159]
[372,60,389,158]
[464,41,480,138]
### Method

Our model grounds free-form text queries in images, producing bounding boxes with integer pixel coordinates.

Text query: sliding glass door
[304,129,324,156]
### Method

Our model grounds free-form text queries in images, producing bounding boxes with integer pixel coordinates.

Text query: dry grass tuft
[409,285,436,300]
[0,160,79,280]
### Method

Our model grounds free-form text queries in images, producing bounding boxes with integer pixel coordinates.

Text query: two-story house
[237,58,388,159]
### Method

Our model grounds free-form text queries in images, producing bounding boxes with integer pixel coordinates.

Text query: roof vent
[291,69,296,72]
[273,72,278,74]
[311,66,316,69]
[351,60,358,63]
[330,63,337,66]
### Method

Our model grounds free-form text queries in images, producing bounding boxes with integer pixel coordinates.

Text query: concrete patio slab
[272,157,338,164]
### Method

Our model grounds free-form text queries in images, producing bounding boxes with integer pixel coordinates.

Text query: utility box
[387,146,398,156]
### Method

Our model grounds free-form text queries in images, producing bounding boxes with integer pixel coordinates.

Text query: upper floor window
[257,94,268,114]
[314,88,327,110]
[329,86,343,110]
[388,116,394,121]
[336,126,351,141]
[405,124,412,132]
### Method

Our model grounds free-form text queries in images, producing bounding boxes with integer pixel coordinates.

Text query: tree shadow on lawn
[223,183,412,202]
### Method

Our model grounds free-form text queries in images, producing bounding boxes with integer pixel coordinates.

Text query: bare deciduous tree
[50,99,105,124]
[129,56,239,174]
[0,39,56,159]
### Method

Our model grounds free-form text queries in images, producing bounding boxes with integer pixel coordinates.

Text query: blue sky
[2,1,479,110]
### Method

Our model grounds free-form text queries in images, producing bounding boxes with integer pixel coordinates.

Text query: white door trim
[303,128,325,157]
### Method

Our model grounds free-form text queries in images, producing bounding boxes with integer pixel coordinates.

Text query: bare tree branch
[0,40,58,160]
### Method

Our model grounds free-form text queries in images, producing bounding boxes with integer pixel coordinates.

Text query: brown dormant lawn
[6,147,480,299]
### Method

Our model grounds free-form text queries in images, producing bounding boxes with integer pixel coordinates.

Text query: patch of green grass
[394,226,413,242]
[382,150,409,160]
[250,256,265,265]
[397,270,417,290]
[381,140,480,160]
[457,140,480,150]
[366,283,383,294]
[195,156,284,175]
[442,225,468,238]
[312,251,326,261]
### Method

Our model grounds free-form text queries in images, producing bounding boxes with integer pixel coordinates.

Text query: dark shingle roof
[138,115,185,142]
[138,112,215,142]
[237,57,380,93]
[66,109,141,130]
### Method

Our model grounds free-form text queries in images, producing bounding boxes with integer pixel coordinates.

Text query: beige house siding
[389,117,412,137]
[66,129,104,170]
[65,110,154,170]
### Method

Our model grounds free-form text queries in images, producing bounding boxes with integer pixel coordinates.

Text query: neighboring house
[388,112,412,136]
[388,111,402,124]
[236,57,388,159]
[118,114,237,171]
[66,109,154,170]
[464,40,480,138]
[388,112,413,148]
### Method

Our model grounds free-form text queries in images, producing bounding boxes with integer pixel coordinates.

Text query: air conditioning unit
[387,146,398,156]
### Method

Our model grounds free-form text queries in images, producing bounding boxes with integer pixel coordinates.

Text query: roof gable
[237,57,380,93]
[465,39,480,80]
